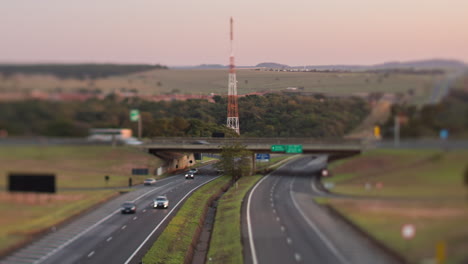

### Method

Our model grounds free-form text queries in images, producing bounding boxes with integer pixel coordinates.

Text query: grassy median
[324,149,468,264]
[207,175,263,264]
[142,175,231,264]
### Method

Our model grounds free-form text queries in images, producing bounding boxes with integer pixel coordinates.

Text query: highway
[1,167,218,264]
[244,156,401,264]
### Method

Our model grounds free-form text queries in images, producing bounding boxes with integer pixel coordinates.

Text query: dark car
[153,196,169,209]
[185,172,194,179]
[121,202,137,214]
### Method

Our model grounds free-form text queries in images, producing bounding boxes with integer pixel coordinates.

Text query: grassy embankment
[206,175,262,264]
[0,145,163,254]
[323,149,468,264]
[142,175,232,264]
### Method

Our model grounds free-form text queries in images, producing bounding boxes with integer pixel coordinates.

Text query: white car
[124,137,143,145]
[153,196,169,209]
[188,168,198,174]
[144,178,156,185]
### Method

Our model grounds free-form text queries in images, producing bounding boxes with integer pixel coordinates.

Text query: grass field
[0,146,164,255]
[207,175,262,264]
[0,146,163,188]
[142,175,231,264]
[0,69,439,102]
[325,149,468,263]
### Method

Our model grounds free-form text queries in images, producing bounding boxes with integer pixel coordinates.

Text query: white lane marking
[246,175,270,264]
[280,226,285,232]
[143,209,147,213]
[287,237,292,245]
[122,225,127,230]
[133,216,138,220]
[106,237,112,242]
[270,203,274,207]
[33,180,177,264]
[276,216,280,222]
[289,178,350,264]
[123,176,220,264]
[273,209,276,214]
[87,251,95,258]
[294,253,302,262]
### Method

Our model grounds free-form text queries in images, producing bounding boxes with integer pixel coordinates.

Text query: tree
[216,143,252,181]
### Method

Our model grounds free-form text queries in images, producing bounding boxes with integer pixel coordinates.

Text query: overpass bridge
[143,138,371,171]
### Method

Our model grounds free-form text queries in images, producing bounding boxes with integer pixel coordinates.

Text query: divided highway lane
[244,156,401,264]
[1,168,218,264]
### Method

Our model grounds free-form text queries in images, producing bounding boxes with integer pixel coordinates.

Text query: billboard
[8,173,56,193]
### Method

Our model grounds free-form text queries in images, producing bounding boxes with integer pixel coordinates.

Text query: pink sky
[1,0,467,66]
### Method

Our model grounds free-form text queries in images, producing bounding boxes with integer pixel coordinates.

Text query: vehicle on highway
[153,196,169,209]
[192,140,210,145]
[121,202,137,214]
[185,172,194,179]
[144,178,157,185]
[188,168,198,174]
[124,137,143,145]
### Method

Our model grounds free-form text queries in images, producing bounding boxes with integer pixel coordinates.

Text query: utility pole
[394,115,400,147]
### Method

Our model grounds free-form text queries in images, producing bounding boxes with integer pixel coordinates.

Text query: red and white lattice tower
[227,17,240,134]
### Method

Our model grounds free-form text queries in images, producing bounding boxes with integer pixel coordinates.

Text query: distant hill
[303,59,467,71]
[256,62,290,68]
[371,59,467,70]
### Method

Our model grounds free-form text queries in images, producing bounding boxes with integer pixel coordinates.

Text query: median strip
[141,176,231,264]
[207,175,263,264]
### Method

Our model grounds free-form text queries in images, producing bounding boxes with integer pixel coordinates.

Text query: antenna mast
[226,17,240,135]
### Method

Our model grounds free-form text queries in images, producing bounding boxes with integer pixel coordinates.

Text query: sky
[1,0,467,66]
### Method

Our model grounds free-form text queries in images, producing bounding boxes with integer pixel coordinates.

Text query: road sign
[256,153,270,160]
[271,145,285,152]
[131,168,148,175]
[440,129,449,140]
[401,224,416,240]
[130,109,140,122]
[286,145,303,153]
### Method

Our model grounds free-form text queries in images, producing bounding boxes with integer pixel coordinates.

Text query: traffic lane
[247,174,298,264]
[77,175,216,264]
[39,175,193,264]
[282,175,347,264]
[39,177,182,263]
[274,155,327,177]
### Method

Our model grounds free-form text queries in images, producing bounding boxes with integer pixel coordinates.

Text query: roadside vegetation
[142,175,231,264]
[382,89,468,139]
[324,149,468,263]
[207,175,262,264]
[0,146,163,254]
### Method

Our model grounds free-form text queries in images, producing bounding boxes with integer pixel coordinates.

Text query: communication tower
[226,17,240,134]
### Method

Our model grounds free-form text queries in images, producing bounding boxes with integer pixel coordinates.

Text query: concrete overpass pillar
[252,152,256,175]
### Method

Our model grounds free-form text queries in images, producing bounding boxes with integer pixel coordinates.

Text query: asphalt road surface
[244,155,401,264]
[1,166,218,264]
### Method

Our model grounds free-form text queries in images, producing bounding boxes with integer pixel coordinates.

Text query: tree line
[0,64,167,80]
[0,93,370,138]
[382,89,468,139]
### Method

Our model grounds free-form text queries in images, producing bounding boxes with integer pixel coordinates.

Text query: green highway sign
[271,145,286,152]
[286,145,303,153]
[130,109,140,122]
